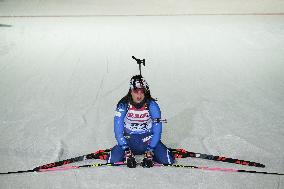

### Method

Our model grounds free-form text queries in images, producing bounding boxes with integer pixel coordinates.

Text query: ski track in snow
[54,140,65,161]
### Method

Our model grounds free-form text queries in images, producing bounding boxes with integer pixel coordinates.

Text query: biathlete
[107,75,174,168]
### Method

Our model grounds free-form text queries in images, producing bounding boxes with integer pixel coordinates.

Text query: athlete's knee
[107,145,125,163]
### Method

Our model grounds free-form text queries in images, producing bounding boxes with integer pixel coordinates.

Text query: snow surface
[0,5,284,189]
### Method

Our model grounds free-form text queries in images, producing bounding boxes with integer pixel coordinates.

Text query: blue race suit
[107,99,174,164]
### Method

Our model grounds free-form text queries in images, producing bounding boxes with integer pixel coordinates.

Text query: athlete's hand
[141,150,154,168]
[124,148,133,159]
[124,148,137,168]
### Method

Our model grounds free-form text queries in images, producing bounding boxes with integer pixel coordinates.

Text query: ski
[36,163,284,176]
[1,161,281,176]
[171,149,265,168]
[33,148,264,170]
[33,149,111,171]
[34,148,266,170]
[0,148,266,175]
[31,162,284,176]
[155,163,284,176]
[0,149,113,175]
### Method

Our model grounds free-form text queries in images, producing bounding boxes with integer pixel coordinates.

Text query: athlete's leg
[153,142,175,164]
[106,145,125,163]
[127,133,149,155]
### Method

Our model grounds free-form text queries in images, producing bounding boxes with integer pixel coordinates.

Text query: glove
[124,148,137,168]
[141,150,154,168]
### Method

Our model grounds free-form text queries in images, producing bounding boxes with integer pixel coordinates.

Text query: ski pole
[155,163,284,176]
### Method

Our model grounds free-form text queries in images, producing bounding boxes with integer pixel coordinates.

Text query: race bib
[124,104,152,134]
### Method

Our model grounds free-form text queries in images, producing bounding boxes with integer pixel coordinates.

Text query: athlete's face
[131,88,145,104]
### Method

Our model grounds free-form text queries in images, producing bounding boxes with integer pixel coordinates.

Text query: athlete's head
[129,75,148,104]
[117,75,156,109]
[127,75,153,108]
